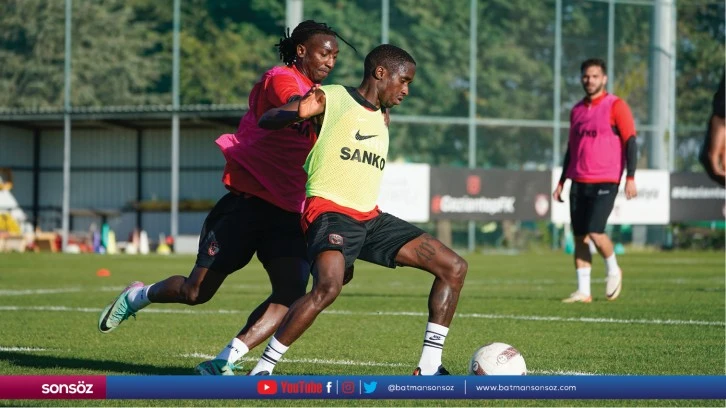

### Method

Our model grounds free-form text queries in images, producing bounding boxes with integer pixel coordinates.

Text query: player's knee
[453,256,468,286]
[310,279,342,309]
[443,255,468,290]
[180,283,209,305]
[587,232,605,243]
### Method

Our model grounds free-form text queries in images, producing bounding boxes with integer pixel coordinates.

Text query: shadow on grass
[0,351,192,375]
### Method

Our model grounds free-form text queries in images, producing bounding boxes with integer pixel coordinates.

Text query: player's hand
[707,115,726,177]
[624,178,637,200]
[708,147,726,177]
[298,85,326,120]
[552,183,565,203]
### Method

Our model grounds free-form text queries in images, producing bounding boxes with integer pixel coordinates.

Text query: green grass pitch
[0,251,723,406]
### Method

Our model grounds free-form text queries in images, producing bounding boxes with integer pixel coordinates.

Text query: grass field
[0,250,724,407]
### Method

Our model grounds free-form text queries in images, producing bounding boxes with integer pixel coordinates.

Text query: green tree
[128,0,283,105]
[2,0,722,175]
[359,0,556,167]
[675,1,725,171]
[0,0,167,108]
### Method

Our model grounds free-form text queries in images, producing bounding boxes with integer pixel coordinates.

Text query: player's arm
[613,99,638,199]
[258,86,326,130]
[266,74,305,107]
[707,77,726,177]
[552,148,570,203]
[553,113,573,203]
[707,114,726,178]
[254,75,306,129]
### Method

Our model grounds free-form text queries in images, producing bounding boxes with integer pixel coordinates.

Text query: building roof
[0,104,249,130]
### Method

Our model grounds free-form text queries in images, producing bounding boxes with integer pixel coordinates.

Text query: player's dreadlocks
[276,20,357,66]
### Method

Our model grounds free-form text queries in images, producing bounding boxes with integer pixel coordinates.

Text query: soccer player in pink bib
[98,21,355,375]
[553,58,638,304]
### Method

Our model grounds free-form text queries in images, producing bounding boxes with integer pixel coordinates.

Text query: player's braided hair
[276,20,357,66]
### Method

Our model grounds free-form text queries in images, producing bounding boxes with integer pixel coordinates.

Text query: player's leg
[146,192,257,304]
[196,197,310,375]
[98,193,255,333]
[360,214,467,375]
[235,257,309,344]
[249,213,363,375]
[198,204,311,375]
[586,183,621,300]
[196,257,309,376]
[564,181,593,303]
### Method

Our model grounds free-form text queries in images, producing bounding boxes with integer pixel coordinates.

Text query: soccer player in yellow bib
[249,44,468,376]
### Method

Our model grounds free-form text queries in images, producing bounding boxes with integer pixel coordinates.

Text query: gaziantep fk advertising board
[429,168,551,221]
[550,168,669,225]
[669,172,725,221]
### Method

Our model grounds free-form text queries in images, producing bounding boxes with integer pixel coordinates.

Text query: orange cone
[96,268,111,277]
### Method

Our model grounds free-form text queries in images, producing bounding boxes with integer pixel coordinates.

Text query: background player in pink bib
[553,58,638,304]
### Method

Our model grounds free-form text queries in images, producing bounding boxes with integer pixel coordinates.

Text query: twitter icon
[362,381,377,394]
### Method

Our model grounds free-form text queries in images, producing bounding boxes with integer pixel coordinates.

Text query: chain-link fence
[0,0,723,251]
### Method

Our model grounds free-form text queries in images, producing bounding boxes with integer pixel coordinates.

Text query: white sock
[417,322,449,375]
[604,254,620,276]
[576,267,591,296]
[126,284,153,310]
[250,336,288,375]
[216,338,249,364]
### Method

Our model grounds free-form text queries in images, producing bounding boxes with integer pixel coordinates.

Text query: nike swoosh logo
[355,130,378,141]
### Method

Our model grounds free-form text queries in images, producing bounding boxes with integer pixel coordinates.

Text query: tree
[0,0,167,108]
[675,1,725,171]
[1,0,722,175]
[127,0,283,105]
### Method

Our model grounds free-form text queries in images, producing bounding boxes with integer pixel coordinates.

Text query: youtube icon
[257,380,278,395]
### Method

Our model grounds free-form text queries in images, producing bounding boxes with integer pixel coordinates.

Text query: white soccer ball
[469,342,527,375]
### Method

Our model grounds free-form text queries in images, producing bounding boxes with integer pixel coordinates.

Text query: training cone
[106,230,118,255]
[125,242,138,255]
[156,233,171,255]
[96,268,111,277]
[139,230,150,255]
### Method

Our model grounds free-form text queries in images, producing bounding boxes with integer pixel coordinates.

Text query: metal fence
[0,0,723,250]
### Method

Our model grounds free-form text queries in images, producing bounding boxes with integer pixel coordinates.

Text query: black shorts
[569,182,618,236]
[305,212,425,270]
[196,193,308,274]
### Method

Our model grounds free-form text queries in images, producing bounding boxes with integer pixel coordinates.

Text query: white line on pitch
[323,310,726,327]
[0,286,273,296]
[181,353,408,368]
[1,305,723,327]
[2,275,720,297]
[0,346,47,352]
[0,288,83,296]
[529,369,598,376]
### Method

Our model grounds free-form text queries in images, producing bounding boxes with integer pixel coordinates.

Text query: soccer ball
[469,342,527,375]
